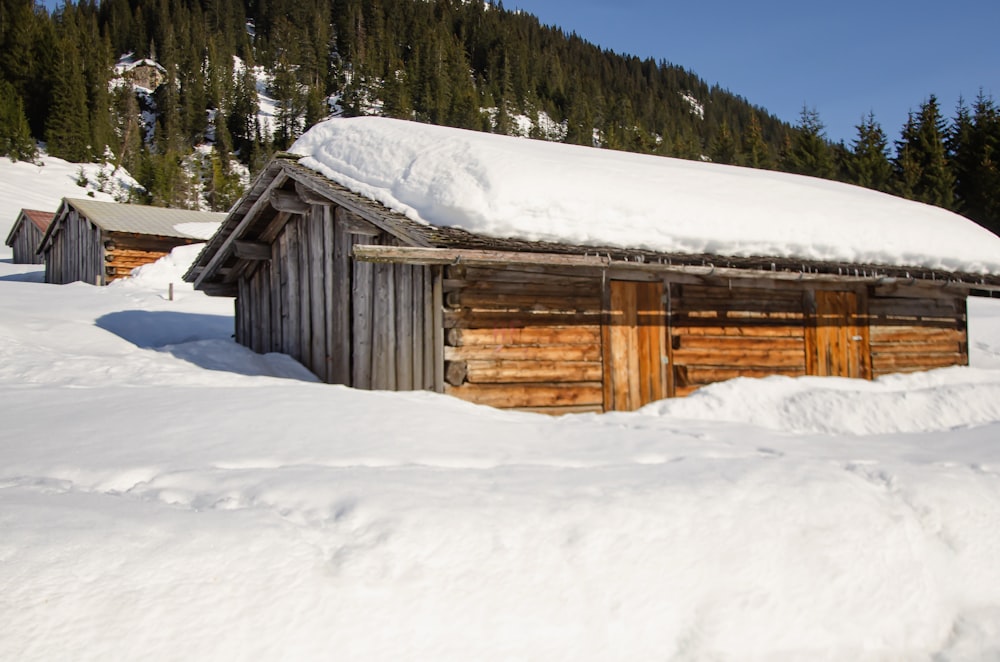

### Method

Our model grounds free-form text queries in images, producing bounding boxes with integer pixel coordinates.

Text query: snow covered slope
[0,153,139,259]
[291,117,1000,274]
[3,247,1000,660]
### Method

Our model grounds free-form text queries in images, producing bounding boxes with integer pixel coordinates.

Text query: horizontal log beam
[199,282,238,297]
[294,180,334,205]
[353,245,984,288]
[447,325,602,347]
[445,343,601,362]
[269,189,310,214]
[445,382,604,408]
[233,239,272,260]
[465,359,603,384]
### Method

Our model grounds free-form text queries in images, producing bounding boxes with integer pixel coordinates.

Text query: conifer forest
[1,0,998,235]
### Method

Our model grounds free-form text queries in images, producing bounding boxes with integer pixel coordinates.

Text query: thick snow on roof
[291,117,1000,274]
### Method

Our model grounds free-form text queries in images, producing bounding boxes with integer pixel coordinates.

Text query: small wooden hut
[39,198,226,285]
[5,209,54,264]
[186,142,1000,414]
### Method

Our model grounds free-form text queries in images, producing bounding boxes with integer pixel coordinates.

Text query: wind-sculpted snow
[3,252,1000,660]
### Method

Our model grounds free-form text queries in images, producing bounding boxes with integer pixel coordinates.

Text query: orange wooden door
[603,280,668,410]
[811,290,870,379]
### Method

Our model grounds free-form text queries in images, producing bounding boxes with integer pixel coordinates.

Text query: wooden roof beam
[352,245,983,289]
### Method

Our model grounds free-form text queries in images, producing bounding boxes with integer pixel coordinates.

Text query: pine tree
[895,95,954,208]
[0,77,36,161]
[782,106,834,178]
[951,92,1000,233]
[709,120,738,165]
[46,31,91,162]
[847,111,892,191]
[740,112,772,169]
[892,113,922,199]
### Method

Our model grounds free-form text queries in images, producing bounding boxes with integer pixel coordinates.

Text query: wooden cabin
[186,153,1000,414]
[39,198,226,285]
[5,209,54,264]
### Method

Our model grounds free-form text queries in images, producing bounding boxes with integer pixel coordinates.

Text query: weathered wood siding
[9,221,45,264]
[44,209,104,285]
[235,203,440,389]
[442,264,606,414]
[669,283,809,396]
[868,285,968,377]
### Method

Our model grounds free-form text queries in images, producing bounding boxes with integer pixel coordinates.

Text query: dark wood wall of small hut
[235,204,442,390]
[10,222,45,264]
[45,210,103,285]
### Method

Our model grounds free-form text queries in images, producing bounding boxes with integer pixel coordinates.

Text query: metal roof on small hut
[5,209,55,264]
[40,198,225,285]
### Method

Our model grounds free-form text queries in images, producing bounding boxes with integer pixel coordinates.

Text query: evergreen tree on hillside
[782,106,835,178]
[847,111,892,192]
[892,112,921,199]
[45,31,91,162]
[0,78,37,161]
[896,95,953,208]
[709,120,738,165]
[740,112,772,169]
[950,93,1000,233]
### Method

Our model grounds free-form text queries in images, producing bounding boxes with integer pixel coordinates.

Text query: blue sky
[510,0,999,145]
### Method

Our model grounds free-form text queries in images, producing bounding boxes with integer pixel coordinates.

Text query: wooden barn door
[808,290,871,379]
[603,280,668,411]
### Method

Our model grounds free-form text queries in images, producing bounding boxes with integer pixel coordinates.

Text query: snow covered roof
[113,54,166,75]
[289,117,1000,276]
[39,199,226,253]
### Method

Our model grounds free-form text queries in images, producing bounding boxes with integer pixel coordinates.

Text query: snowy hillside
[0,153,139,258]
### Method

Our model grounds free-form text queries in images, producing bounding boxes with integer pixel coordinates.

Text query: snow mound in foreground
[643,368,1000,435]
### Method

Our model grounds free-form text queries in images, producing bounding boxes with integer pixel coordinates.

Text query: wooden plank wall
[442,264,606,414]
[868,286,968,376]
[670,283,808,396]
[45,210,103,285]
[235,202,439,390]
[10,222,45,264]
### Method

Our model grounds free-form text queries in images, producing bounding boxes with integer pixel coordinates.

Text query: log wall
[9,221,45,264]
[669,283,809,396]
[868,286,968,377]
[235,203,441,390]
[104,233,198,282]
[442,264,606,414]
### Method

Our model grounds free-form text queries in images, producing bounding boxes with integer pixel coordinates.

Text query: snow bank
[291,117,1000,274]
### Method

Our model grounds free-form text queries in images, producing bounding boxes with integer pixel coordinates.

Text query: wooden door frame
[601,278,671,411]
[804,286,872,379]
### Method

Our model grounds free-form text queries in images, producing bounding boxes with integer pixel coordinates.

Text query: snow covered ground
[4,143,1000,659]
[3,248,1000,660]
